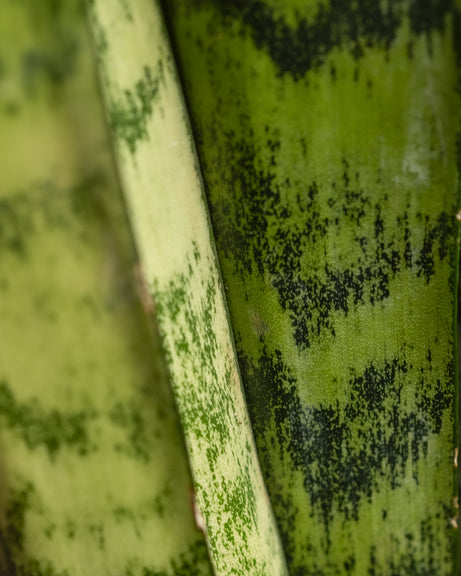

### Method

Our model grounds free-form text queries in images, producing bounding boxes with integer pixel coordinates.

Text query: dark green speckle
[0,380,94,457]
[109,62,165,154]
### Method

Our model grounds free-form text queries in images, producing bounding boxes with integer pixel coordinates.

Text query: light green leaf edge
[85,1,289,574]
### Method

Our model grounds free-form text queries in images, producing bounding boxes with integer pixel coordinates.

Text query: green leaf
[2,0,460,574]
[0,2,210,575]
[163,0,461,573]
[85,0,289,574]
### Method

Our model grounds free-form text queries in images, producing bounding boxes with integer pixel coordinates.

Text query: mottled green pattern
[0,2,210,575]
[163,1,461,573]
[110,62,165,154]
[86,0,289,573]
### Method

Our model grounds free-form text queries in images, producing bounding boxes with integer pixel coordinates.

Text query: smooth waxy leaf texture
[163,1,461,573]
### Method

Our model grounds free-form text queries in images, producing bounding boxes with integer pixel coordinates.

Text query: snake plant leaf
[163,1,461,574]
[0,1,210,575]
[86,0,289,574]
